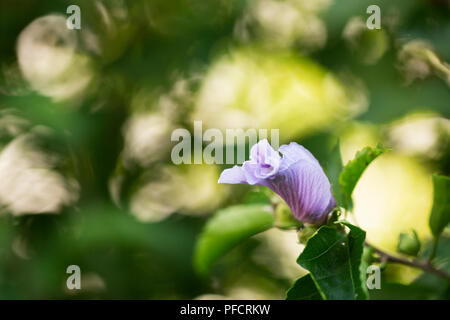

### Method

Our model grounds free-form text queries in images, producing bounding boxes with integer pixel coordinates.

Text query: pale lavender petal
[218,165,247,184]
[241,162,273,186]
[245,139,281,180]
[279,142,319,171]
[250,139,280,164]
[241,162,262,185]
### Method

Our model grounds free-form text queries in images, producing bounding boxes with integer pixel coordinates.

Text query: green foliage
[338,146,389,210]
[295,223,368,300]
[194,204,274,274]
[429,174,450,239]
[370,236,450,300]
[0,204,204,299]
[286,274,322,300]
[338,221,369,299]
[325,140,344,205]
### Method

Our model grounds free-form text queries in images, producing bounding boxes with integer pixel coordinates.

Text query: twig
[365,242,450,282]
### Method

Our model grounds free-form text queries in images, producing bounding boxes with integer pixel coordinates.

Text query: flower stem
[365,242,450,282]
[428,237,439,263]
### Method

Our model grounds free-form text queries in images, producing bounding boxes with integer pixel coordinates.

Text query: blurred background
[0,0,449,299]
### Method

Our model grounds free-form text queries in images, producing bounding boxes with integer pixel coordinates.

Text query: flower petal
[250,139,280,164]
[218,165,247,184]
[267,160,333,224]
[279,142,320,171]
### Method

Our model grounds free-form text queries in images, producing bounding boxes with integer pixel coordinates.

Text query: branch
[365,242,450,282]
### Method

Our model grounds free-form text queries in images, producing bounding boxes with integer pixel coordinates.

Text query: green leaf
[338,145,388,209]
[297,224,368,300]
[429,174,450,238]
[194,204,274,274]
[286,274,322,300]
[297,227,353,299]
[338,222,369,300]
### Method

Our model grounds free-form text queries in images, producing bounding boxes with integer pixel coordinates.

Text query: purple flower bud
[218,139,335,225]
